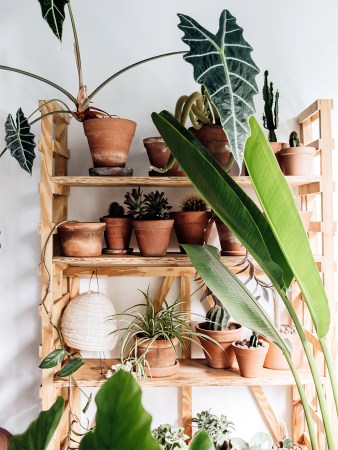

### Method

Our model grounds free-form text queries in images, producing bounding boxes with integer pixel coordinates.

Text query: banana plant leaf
[37,0,68,41]
[151,111,293,290]
[244,116,330,339]
[9,397,64,450]
[178,10,259,169]
[4,109,36,175]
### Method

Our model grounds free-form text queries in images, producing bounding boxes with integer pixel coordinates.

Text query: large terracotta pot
[189,125,232,168]
[100,216,132,251]
[215,218,246,256]
[132,219,174,256]
[136,336,179,377]
[58,222,105,257]
[232,342,269,378]
[279,146,315,176]
[143,137,185,177]
[195,322,243,369]
[83,118,136,167]
[171,211,211,253]
[261,328,303,370]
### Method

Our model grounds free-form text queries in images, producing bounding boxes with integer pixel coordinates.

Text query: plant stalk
[67,1,84,89]
[320,337,338,414]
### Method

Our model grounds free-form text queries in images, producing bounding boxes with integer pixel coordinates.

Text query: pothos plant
[0,0,183,174]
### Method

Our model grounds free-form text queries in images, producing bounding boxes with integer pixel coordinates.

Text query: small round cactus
[181,195,208,212]
[108,202,125,217]
[289,131,300,147]
[206,306,230,331]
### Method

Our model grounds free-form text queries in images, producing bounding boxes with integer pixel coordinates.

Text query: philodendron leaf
[79,370,161,450]
[37,0,68,41]
[5,109,36,175]
[189,431,214,450]
[57,358,83,377]
[178,10,259,169]
[39,348,67,369]
[9,397,64,450]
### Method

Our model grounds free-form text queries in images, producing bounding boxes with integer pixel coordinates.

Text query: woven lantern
[61,291,118,352]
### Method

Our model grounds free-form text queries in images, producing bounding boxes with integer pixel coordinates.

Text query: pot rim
[196,322,242,334]
[231,341,269,351]
[279,146,316,156]
[58,222,106,232]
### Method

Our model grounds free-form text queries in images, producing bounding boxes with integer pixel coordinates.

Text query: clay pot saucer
[102,248,133,255]
[144,360,180,378]
[89,167,133,176]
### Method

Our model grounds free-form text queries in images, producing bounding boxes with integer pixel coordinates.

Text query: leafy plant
[124,188,172,220]
[152,424,189,450]
[288,131,300,147]
[181,196,208,212]
[191,410,235,450]
[230,432,273,450]
[262,70,279,142]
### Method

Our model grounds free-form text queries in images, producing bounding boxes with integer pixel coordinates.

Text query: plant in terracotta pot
[191,410,235,450]
[144,137,185,177]
[279,131,316,176]
[214,216,246,256]
[58,221,106,257]
[100,202,132,254]
[232,331,269,378]
[152,424,189,450]
[124,188,174,256]
[171,196,211,253]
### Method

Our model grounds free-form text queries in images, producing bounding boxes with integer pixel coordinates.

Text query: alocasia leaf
[37,0,68,41]
[5,109,36,174]
[178,10,259,169]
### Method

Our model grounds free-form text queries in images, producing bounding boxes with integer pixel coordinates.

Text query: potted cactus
[124,188,173,256]
[279,131,316,176]
[171,196,211,253]
[100,202,132,254]
[152,424,189,450]
[232,331,269,378]
[191,410,235,450]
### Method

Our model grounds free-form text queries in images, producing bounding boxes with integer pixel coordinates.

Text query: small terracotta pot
[195,322,243,369]
[279,146,316,176]
[58,222,105,257]
[83,118,136,168]
[269,142,287,173]
[143,137,185,177]
[0,428,12,450]
[171,211,211,253]
[189,125,232,168]
[100,216,132,251]
[136,337,179,377]
[299,211,312,232]
[215,219,246,256]
[232,342,269,378]
[132,219,174,256]
[261,330,303,370]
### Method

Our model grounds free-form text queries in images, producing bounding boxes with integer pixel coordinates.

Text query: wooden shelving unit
[39,99,336,450]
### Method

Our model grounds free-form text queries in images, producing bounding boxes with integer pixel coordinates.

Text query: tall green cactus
[262,70,279,142]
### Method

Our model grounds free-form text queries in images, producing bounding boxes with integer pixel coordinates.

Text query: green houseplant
[279,131,316,176]
[100,202,132,254]
[191,410,235,450]
[152,424,189,450]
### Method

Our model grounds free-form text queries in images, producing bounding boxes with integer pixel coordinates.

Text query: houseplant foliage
[191,410,234,450]
[152,424,189,450]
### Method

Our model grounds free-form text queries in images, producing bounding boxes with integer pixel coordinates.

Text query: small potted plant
[191,410,235,450]
[232,332,269,378]
[152,424,189,450]
[58,221,106,257]
[143,137,185,177]
[279,131,316,176]
[171,196,211,253]
[124,187,173,256]
[100,202,132,254]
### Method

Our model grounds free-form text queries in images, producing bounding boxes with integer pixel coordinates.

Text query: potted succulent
[171,196,211,253]
[58,221,106,257]
[191,410,235,450]
[152,424,189,450]
[230,432,273,450]
[232,332,269,378]
[100,202,132,254]
[279,131,316,176]
[124,188,174,256]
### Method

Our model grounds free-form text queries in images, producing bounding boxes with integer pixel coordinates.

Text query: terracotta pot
[232,342,269,378]
[261,329,303,370]
[299,210,312,232]
[279,146,315,176]
[195,322,243,369]
[83,117,136,168]
[132,219,174,256]
[143,137,185,177]
[0,428,12,450]
[215,218,246,256]
[171,211,211,253]
[100,216,132,251]
[136,337,179,377]
[189,125,232,168]
[58,222,105,257]
[269,142,287,173]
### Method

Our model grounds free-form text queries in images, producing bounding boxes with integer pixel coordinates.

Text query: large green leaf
[178,10,259,168]
[9,397,64,450]
[244,116,330,339]
[37,0,68,41]
[189,431,214,450]
[4,109,36,175]
[151,111,293,289]
[79,370,161,450]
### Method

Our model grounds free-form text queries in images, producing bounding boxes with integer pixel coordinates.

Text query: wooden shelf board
[53,358,325,388]
[52,175,322,188]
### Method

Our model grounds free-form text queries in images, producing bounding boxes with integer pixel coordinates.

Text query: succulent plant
[234,332,267,349]
[191,410,235,449]
[289,131,301,147]
[231,432,273,450]
[124,187,147,219]
[124,188,171,220]
[262,70,279,143]
[181,195,208,212]
[152,424,189,450]
[108,202,125,217]
[206,305,230,332]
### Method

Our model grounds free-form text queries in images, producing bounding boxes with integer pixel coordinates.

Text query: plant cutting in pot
[124,187,174,256]
[152,424,189,450]
[191,410,235,450]
[279,131,316,176]
[100,202,132,254]
[232,331,269,378]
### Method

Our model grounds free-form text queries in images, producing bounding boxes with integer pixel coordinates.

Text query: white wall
[0,0,337,442]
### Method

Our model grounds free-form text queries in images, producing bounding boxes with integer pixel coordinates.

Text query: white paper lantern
[61,290,118,352]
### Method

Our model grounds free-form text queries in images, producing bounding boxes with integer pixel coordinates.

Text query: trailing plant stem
[319,338,338,414]
[67,2,84,89]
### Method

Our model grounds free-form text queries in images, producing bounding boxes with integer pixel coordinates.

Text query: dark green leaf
[5,109,36,174]
[189,431,214,450]
[79,370,161,450]
[57,358,83,377]
[9,397,64,450]
[37,0,68,41]
[39,348,66,369]
[178,10,259,168]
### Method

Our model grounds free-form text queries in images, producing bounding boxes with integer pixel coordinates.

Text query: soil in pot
[100,216,132,252]
[232,339,269,378]
[171,211,211,253]
[83,117,136,168]
[143,137,185,177]
[189,125,232,168]
[136,337,179,377]
[132,219,174,256]
[279,146,315,176]
[195,322,243,369]
[215,219,246,256]
[58,222,105,257]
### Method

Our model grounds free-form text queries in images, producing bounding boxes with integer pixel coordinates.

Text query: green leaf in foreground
[57,358,84,377]
[39,348,66,369]
[37,0,68,41]
[189,431,214,450]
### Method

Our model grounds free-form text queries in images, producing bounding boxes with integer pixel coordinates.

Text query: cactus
[206,306,230,331]
[262,70,279,142]
[289,131,300,147]
[108,202,125,217]
[124,188,171,220]
[181,195,208,212]
[249,331,259,348]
